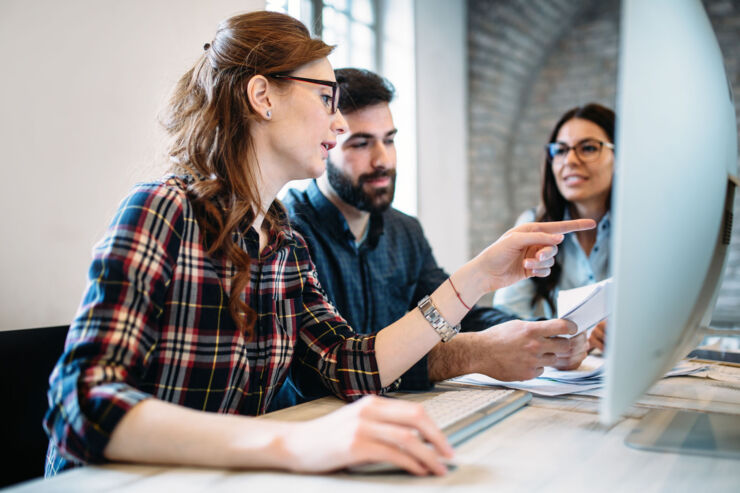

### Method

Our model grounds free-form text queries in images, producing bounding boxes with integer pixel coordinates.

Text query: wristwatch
[417,295,460,342]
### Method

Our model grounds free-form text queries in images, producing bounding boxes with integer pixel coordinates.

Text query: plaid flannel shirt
[44,176,386,475]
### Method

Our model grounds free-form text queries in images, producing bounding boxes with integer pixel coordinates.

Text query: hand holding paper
[556,278,613,339]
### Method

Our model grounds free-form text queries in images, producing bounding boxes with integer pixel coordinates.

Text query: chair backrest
[0,325,68,487]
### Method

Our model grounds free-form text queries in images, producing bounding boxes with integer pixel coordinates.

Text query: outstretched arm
[374,219,595,386]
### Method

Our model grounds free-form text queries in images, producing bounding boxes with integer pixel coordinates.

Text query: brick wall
[468,0,740,323]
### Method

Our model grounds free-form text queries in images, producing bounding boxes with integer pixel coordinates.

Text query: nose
[332,110,348,136]
[564,146,583,166]
[371,139,391,169]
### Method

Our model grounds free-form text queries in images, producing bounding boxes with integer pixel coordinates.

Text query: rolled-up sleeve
[44,184,183,465]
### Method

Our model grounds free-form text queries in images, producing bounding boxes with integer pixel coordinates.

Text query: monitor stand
[625,408,740,459]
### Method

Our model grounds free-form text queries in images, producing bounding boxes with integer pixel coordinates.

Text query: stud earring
[266,110,272,119]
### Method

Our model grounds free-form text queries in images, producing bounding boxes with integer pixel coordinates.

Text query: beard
[326,160,396,213]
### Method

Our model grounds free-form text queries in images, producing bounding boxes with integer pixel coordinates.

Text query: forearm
[427,332,479,382]
[104,399,296,470]
[375,262,487,387]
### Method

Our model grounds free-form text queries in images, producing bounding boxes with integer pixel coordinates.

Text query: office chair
[0,325,68,488]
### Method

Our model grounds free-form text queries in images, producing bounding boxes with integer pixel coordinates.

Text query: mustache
[358,169,396,185]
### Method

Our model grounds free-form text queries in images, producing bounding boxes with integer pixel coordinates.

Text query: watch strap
[417,295,460,342]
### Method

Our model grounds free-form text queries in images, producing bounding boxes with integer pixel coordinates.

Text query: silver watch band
[417,295,461,343]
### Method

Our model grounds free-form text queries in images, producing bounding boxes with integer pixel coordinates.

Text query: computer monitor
[603,0,738,440]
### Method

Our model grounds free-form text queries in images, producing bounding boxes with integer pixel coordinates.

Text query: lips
[562,174,588,185]
[320,141,336,159]
[364,176,391,187]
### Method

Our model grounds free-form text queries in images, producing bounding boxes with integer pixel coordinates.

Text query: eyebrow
[555,137,604,145]
[345,129,398,143]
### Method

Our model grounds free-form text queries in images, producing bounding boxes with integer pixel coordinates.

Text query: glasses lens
[547,143,568,160]
[332,85,338,114]
[576,140,602,162]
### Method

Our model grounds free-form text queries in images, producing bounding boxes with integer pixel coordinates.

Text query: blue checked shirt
[271,181,517,408]
[44,176,389,475]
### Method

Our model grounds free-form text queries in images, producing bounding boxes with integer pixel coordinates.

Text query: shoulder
[282,187,312,218]
[112,176,193,236]
[384,207,424,235]
[514,207,537,226]
[283,188,315,232]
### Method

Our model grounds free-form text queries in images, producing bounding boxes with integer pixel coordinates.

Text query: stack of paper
[452,355,606,397]
[452,356,710,397]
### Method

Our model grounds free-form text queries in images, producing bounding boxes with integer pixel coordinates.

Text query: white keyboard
[347,388,531,474]
[422,389,515,430]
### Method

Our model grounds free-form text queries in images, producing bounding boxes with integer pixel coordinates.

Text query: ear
[247,75,273,120]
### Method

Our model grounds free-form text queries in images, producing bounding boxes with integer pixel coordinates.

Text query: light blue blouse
[493,209,611,319]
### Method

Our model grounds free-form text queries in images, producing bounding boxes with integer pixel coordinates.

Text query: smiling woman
[493,103,615,344]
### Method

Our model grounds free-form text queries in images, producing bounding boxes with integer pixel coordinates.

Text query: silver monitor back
[602,0,738,425]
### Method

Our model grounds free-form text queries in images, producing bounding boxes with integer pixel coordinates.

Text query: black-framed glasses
[546,139,615,164]
[268,74,340,114]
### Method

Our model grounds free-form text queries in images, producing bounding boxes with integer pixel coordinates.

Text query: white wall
[0,0,264,330]
[0,0,469,330]
[415,0,468,274]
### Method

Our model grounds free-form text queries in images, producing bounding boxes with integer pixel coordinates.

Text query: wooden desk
[9,377,740,492]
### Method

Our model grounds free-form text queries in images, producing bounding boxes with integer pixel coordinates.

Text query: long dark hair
[161,11,333,339]
[532,103,616,313]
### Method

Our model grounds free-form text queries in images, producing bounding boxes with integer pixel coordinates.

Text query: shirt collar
[169,174,295,260]
[306,180,384,249]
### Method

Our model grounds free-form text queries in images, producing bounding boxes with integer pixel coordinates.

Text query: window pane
[326,0,348,12]
[350,22,376,70]
[351,0,374,25]
[266,0,290,14]
[266,0,315,35]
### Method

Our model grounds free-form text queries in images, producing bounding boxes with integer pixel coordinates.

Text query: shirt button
[594,246,599,252]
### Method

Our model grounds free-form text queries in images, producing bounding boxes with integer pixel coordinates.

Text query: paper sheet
[556,278,613,338]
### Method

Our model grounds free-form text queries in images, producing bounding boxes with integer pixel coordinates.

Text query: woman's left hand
[589,320,607,352]
[552,332,589,370]
[470,219,596,293]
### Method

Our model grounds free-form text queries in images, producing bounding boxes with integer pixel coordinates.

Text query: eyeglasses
[546,139,615,164]
[268,74,340,114]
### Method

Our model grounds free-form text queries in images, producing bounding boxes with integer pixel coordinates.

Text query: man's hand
[428,319,589,382]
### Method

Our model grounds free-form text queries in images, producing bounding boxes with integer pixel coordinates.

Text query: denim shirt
[493,208,611,319]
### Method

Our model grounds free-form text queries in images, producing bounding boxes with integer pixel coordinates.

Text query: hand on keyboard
[347,389,530,475]
[283,395,454,476]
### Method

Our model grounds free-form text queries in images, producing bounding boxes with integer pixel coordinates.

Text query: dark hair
[532,103,616,313]
[334,68,395,114]
[161,11,333,339]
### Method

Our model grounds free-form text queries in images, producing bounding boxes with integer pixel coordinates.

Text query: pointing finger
[517,219,596,235]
